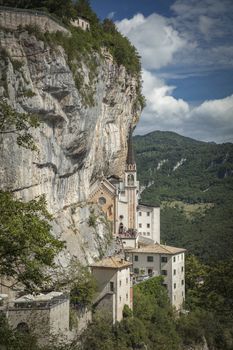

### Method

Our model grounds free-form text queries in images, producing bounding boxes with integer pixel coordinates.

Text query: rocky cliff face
[0,29,141,264]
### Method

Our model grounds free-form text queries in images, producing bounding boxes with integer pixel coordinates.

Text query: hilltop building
[91,257,132,323]
[126,243,186,310]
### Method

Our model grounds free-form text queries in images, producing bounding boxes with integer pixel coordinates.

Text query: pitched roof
[91,256,132,269]
[129,243,186,255]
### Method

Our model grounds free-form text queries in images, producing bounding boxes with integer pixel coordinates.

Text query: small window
[139,212,142,216]
[119,280,122,287]
[161,256,167,263]
[173,269,176,275]
[174,295,176,301]
[181,266,184,272]
[161,270,167,275]
[181,254,183,260]
[162,283,167,289]
[119,215,124,219]
[174,283,176,289]
[126,277,128,284]
[126,293,128,300]
[119,296,121,302]
[110,281,114,292]
[147,212,150,216]
[147,232,150,236]
[182,280,184,285]
[134,268,139,274]
[139,223,142,228]
[134,255,138,262]
[147,223,150,228]
[98,196,106,205]
[182,291,184,296]
[173,256,176,262]
[147,256,153,262]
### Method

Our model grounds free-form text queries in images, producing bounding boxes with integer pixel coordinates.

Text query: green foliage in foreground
[0,192,64,291]
[1,272,233,350]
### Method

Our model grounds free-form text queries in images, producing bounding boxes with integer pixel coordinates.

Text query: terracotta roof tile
[91,256,132,269]
[129,243,186,255]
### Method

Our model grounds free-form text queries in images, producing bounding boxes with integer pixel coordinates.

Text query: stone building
[7,292,70,345]
[126,243,186,310]
[70,17,90,31]
[91,257,132,323]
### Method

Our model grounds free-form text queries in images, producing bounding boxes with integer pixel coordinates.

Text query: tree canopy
[0,192,64,291]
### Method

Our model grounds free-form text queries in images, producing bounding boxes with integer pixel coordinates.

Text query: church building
[89,127,160,245]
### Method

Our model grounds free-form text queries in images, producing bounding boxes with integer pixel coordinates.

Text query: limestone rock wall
[0,29,141,264]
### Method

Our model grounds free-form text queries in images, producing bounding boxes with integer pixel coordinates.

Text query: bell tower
[125,126,138,230]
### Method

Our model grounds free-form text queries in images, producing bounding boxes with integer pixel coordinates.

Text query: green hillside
[134,131,233,264]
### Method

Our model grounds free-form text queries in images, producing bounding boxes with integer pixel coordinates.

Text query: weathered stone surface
[0,30,141,264]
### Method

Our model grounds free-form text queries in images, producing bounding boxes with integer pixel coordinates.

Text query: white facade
[127,245,185,310]
[91,257,133,323]
[137,205,160,243]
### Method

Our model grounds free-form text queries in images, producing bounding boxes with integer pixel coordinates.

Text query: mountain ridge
[134,130,233,263]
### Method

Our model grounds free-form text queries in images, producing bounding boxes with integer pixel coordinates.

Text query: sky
[90,0,233,143]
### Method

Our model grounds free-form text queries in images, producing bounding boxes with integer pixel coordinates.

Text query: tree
[0,100,40,150]
[74,0,99,24]
[0,192,64,291]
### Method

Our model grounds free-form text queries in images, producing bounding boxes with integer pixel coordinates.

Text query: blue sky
[90,0,233,143]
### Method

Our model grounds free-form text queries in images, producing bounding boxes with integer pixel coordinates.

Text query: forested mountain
[134,131,233,264]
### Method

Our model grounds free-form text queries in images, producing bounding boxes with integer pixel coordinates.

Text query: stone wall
[7,299,70,345]
[0,7,69,34]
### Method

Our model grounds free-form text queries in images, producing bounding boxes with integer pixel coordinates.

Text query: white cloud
[107,11,115,20]
[142,70,189,127]
[188,95,233,142]
[116,1,233,143]
[136,70,233,142]
[198,15,215,40]
[116,13,186,70]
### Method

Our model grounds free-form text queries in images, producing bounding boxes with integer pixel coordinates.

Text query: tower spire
[126,126,136,170]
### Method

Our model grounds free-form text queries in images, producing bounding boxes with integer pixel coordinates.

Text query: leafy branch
[0,100,40,151]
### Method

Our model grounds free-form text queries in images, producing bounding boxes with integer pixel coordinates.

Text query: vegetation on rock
[1,0,145,109]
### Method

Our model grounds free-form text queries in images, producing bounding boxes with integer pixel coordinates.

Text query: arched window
[127,174,134,186]
[119,222,124,234]
[16,322,29,333]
